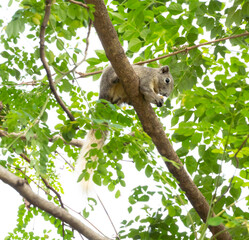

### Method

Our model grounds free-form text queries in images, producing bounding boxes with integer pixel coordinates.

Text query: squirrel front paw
[155,96,164,107]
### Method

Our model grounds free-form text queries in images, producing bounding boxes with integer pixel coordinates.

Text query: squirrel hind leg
[112,76,119,84]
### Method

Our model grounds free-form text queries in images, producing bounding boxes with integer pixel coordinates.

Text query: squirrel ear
[160,66,169,73]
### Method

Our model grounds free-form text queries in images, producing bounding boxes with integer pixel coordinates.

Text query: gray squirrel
[99,65,174,107]
[76,65,174,191]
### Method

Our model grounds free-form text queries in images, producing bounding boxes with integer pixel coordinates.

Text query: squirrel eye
[165,78,170,83]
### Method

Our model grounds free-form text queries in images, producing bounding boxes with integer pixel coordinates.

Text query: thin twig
[75,19,93,68]
[1,81,39,86]
[65,204,109,238]
[55,150,75,170]
[67,0,89,9]
[68,19,93,77]
[0,130,84,148]
[77,69,103,78]
[97,194,120,240]
[77,31,249,78]
[40,0,75,122]
[135,31,249,65]
[234,134,249,167]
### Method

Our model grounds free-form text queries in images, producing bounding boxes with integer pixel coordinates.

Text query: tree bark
[0,166,110,240]
[84,1,232,239]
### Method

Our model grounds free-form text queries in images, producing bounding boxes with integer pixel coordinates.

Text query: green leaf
[56,39,64,51]
[128,206,132,213]
[207,217,224,226]
[134,157,145,171]
[128,196,136,204]
[109,12,125,23]
[83,209,89,218]
[127,0,140,9]
[86,57,101,65]
[128,38,143,53]
[167,205,176,217]
[191,132,202,146]
[168,3,183,15]
[97,164,108,176]
[242,2,249,18]
[47,50,55,64]
[186,32,198,43]
[138,195,149,202]
[208,0,223,14]
[230,187,241,200]
[162,18,178,29]
[115,190,121,198]
[67,5,76,19]
[171,116,179,127]
[92,173,101,186]
[175,37,186,45]
[233,9,242,26]
[176,147,188,157]
[186,156,197,175]
[95,50,108,62]
[135,9,144,27]
[108,182,115,191]
[61,79,72,92]
[145,165,153,178]
[8,0,13,7]
[95,130,103,140]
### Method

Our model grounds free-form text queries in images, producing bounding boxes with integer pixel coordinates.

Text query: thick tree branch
[84,1,232,239]
[0,165,111,240]
[40,0,75,122]
[77,31,249,78]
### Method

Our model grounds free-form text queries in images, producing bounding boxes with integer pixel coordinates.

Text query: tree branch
[76,31,249,78]
[40,0,75,122]
[0,130,83,148]
[67,0,89,9]
[0,165,111,240]
[84,1,232,239]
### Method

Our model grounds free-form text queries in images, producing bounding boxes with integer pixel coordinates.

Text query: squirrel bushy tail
[76,64,174,191]
[76,129,107,192]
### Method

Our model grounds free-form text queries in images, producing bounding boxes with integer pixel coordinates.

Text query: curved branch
[84,1,232,239]
[76,31,249,78]
[0,165,111,240]
[40,0,75,122]
[67,0,89,9]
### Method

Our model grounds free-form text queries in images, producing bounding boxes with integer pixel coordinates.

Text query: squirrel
[76,65,174,191]
[99,65,174,107]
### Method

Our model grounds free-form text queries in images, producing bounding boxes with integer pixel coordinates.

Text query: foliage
[0,0,249,239]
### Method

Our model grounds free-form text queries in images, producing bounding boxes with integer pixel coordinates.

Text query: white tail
[76,129,107,192]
